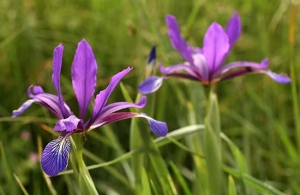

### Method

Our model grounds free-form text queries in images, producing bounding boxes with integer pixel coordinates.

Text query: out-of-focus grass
[0,0,298,194]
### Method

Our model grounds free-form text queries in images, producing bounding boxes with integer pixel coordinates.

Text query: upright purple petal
[202,22,230,72]
[225,12,241,48]
[166,15,194,66]
[90,68,132,124]
[41,135,71,176]
[54,115,81,132]
[138,76,164,94]
[72,39,97,119]
[52,44,69,118]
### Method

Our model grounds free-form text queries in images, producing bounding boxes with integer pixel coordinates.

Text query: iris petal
[41,136,71,176]
[54,115,81,132]
[139,113,168,137]
[264,70,291,83]
[99,96,147,118]
[72,39,98,119]
[213,58,269,79]
[12,86,72,119]
[166,15,194,66]
[52,44,69,118]
[12,100,35,118]
[90,112,168,137]
[225,12,241,48]
[203,22,230,72]
[90,67,132,123]
[138,76,164,94]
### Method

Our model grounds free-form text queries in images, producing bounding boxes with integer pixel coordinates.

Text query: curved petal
[54,115,81,132]
[12,86,72,119]
[12,100,35,118]
[52,44,69,118]
[98,96,147,118]
[90,112,138,129]
[213,58,269,79]
[90,112,168,137]
[203,22,230,72]
[263,70,291,83]
[72,39,98,119]
[41,135,71,176]
[159,63,198,77]
[138,76,164,95]
[166,15,194,66]
[225,12,241,48]
[90,67,132,124]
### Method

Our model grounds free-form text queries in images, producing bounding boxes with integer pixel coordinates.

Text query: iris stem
[71,134,98,195]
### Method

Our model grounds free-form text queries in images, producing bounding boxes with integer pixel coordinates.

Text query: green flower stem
[71,134,98,195]
[203,87,222,195]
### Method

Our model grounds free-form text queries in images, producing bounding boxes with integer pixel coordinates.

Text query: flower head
[138,12,291,94]
[12,39,168,176]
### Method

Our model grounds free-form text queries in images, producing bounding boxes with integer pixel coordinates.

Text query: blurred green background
[0,0,299,194]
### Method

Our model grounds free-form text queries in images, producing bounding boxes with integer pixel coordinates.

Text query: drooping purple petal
[41,135,71,176]
[72,39,97,119]
[263,70,291,83]
[138,76,164,94]
[139,113,168,136]
[90,68,132,124]
[98,96,147,119]
[225,12,241,48]
[90,112,138,130]
[12,86,72,119]
[159,63,198,77]
[54,115,81,132]
[89,112,168,137]
[213,58,269,79]
[202,22,230,72]
[166,15,194,66]
[52,44,69,118]
[12,100,35,118]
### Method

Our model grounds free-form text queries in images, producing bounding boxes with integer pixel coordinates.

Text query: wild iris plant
[138,12,291,94]
[12,39,168,176]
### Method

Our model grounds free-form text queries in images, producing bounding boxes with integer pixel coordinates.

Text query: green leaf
[228,175,237,195]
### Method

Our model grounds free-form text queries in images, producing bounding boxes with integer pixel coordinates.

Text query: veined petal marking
[41,136,71,176]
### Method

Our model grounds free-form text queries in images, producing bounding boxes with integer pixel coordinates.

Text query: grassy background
[0,0,298,194]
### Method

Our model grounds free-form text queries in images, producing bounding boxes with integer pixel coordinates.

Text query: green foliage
[0,0,298,194]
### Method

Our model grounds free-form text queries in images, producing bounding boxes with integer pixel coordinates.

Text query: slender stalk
[71,135,98,195]
[289,3,300,152]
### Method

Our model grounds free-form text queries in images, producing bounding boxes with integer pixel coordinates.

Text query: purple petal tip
[140,113,168,136]
[138,76,164,94]
[12,100,35,118]
[266,70,291,84]
[41,136,71,176]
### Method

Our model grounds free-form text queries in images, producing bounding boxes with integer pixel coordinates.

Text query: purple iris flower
[12,39,168,176]
[138,12,291,94]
